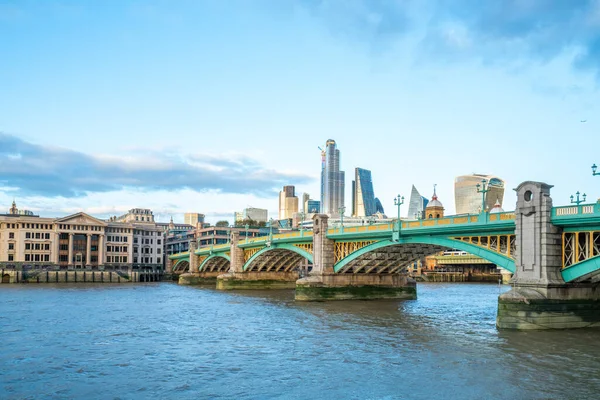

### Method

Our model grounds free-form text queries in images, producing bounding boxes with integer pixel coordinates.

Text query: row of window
[107,245,128,253]
[107,256,128,263]
[107,236,128,243]
[133,238,161,245]
[133,247,160,254]
[57,224,103,231]
[133,230,162,236]
[26,243,51,251]
[106,228,132,233]
[25,254,51,262]
[26,232,51,240]
[133,257,162,264]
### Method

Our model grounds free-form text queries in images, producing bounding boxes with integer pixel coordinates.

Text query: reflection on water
[1,282,600,399]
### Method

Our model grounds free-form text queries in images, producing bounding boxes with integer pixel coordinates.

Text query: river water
[1,282,600,399]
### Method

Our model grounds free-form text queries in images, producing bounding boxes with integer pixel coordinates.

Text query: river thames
[2,283,600,399]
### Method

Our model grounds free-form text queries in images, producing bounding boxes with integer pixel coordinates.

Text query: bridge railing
[552,203,600,218]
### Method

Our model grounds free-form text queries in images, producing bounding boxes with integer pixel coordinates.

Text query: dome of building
[425,185,445,219]
[489,199,504,214]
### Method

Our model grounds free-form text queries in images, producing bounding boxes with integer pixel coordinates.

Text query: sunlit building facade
[279,185,299,220]
[455,174,505,214]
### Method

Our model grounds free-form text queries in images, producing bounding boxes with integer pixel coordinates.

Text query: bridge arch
[199,254,231,273]
[243,244,313,273]
[333,237,516,274]
[172,259,190,273]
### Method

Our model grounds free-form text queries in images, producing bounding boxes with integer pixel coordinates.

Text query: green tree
[215,220,229,227]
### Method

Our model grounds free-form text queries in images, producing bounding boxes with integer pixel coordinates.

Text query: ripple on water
[1,282,600,399]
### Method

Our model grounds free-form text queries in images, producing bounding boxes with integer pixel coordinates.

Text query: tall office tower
[302,193,310,213]
[455,174,505,214]
[279,185,299,220]
[407,185,429,219]
[184,213,205,226]
[351,168,376,217]
[320,139,345,216]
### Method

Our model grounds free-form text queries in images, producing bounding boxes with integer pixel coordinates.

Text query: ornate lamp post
[394,194,404,231]
[476,179,489,213]
[570,191,587,205]
[338,206,346,232]
[592,164,599,176]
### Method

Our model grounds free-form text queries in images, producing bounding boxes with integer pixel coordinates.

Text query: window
[44,254,50,262]
[157,239,161,245]
[35,233,41,239]
[8,254,14,261]
[25,254,31,261]
[123,256,127,263]
[124,237,128,243]
[9,232,14,239]
[45,233,50,239]
[157,248,161,254]
[35,243,41,250]
[34,254,40,262]
[134,238,138,244]
[26,232,31,239]
[134,257,138,263]
[45,244,50,250]
[25,243,31,250]
[157,257,161,264]
[8,243,14,250]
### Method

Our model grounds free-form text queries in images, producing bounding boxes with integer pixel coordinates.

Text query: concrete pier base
[216,271,299,290]
[178,271,220,285]
[497,285,600,330]
[295,274,417,301]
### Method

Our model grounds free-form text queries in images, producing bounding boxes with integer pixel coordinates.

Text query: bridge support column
[179,241,205,285]
[497,181,600,330]
[217,232,298,290]
[295,214,416,301]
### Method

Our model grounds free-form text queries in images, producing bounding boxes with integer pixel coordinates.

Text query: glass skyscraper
[320,139,345,216]
[454,174,505,214]
[407,185,429,219]
[351,167,376,217]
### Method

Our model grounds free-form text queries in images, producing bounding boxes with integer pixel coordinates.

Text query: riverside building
[0,202,165,272]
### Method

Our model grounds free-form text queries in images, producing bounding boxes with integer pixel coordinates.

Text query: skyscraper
[407,185,429,219]
[302,193,310,213]
[351,167,376,217]
[279,185,299,220]
[320,139,345,216]
[455,174,505,214]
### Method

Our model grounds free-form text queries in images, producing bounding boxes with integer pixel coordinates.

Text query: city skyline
[1,1,599,223]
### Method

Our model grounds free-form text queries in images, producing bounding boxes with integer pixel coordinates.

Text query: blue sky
[1,0,599,223]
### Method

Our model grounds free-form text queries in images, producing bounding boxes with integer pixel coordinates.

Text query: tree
[215,220,229,227]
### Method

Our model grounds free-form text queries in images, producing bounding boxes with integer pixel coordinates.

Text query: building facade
[425,187,445,219]
[279,185,299,220]
[455,174,505,214]
[351,167,377,217]
[0,203,166,272]
[184,213,205,226]
[243,207,268,223]
[320,139,345,216]
[407,185,429,219]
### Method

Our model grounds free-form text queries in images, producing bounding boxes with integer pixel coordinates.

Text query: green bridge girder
[169,205,600,281]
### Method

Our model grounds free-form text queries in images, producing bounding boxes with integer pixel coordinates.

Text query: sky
[1,0,600,224]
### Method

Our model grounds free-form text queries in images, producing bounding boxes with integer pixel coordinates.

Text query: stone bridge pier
[497,181,600,330]
[216,232,299,290]
[179,241,222,285]
[295,215,416,301]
